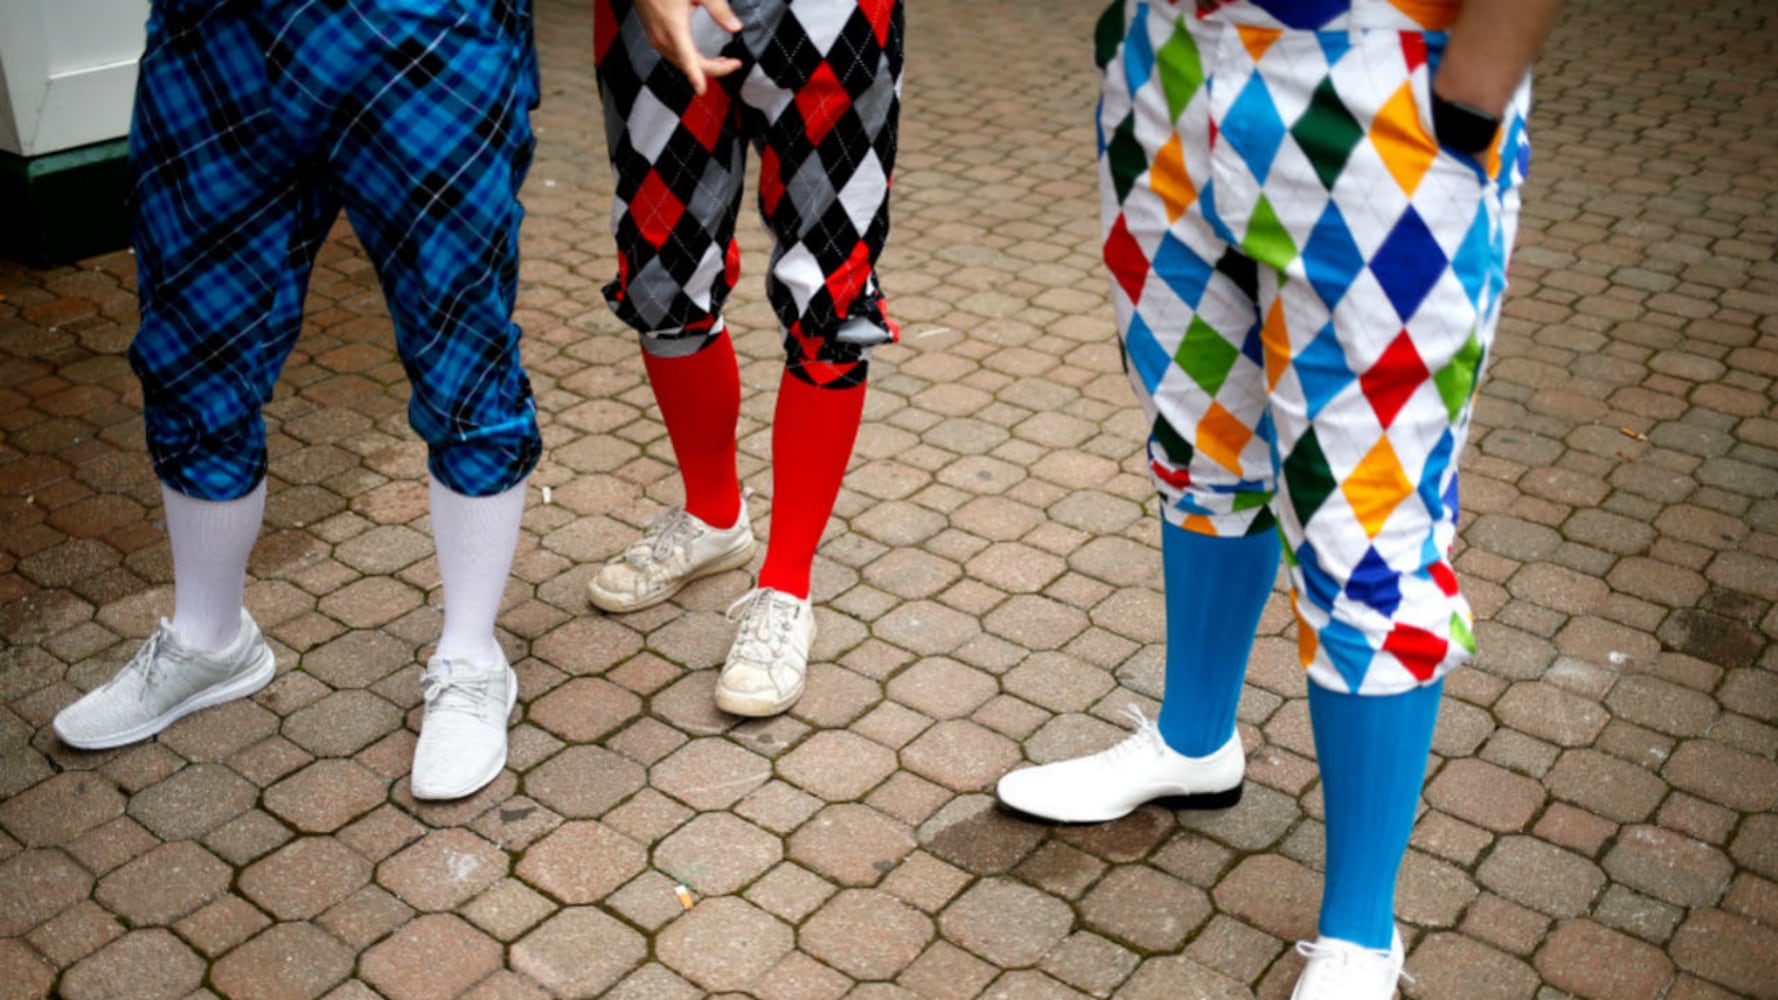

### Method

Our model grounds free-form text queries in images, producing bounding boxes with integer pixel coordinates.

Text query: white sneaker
[53,611,276,750]
[1290,929,1408,1000]
[587,503,756,613]
[995,705,1244,823]
[715,588,815,717]
[411,650,518,800]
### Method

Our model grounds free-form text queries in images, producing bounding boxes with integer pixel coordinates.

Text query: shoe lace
[110,626,170,697]
[1102,703,1170,765]
[1293,938,1412,998]
[421,662,493,717]
[726,588,799,664]
[626,506,699,571]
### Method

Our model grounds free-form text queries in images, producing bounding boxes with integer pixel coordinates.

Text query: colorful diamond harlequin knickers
[1099,0,1530,695]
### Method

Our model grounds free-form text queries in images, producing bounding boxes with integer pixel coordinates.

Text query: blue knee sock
[1154,522,1281,756]
[1310,679,1443,949]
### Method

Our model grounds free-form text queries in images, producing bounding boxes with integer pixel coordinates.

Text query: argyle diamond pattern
[596,0,902,385]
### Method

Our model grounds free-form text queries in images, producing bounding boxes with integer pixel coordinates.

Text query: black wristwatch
[1430,93,1500,156]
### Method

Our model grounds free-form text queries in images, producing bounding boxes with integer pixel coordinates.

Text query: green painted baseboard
[0,139,132,268]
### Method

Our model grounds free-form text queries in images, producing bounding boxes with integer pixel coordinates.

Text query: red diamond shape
[1400,32,1426,73]
[759,146,785,216]
[593,0,618,64]
[1383,623,1446,681]
[1360,330,1429,429]
[681,88,729,153]
[723,238,742,288]
[857,0,894,45]
[824,242,872,316]
[1102,213,1149,305]
[795,63,850,147]
[630,170,684,250]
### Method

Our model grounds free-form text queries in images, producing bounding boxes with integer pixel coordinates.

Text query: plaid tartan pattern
[128,0,542,501]
[595,0,903,388]
[1099,0,1529,695]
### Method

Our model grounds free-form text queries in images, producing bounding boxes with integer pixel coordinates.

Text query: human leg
[587,0,761,613]
[755,370,866,601]
[998,0,1281,820]
[310,1,542,798]
[643,333,744,529]
[710,0,904,717]
[430,477,527,665]
[53,3,334,748]
[165,482,266,652]
[1225,12,1526,993]
[1155,521,1281,755]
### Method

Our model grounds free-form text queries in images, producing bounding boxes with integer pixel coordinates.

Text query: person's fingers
[700,0,743,33]
[701,55,744,80]
[662,21,709,93]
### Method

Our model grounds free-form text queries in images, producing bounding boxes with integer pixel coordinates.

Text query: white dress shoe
[995,705,1244,823]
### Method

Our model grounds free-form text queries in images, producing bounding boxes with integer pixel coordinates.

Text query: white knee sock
[429,475,526,665]
[166,480,266,652]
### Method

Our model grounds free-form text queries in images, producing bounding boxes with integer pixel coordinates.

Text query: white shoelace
[625,507,700,571]
[1293,938,1412,998]
[422,662,495,718]
[1100,703,1169,764]
[106,622,179,698]
[725,588,802,664]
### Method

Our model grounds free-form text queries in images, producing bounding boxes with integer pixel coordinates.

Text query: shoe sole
[411,667,520,801]
[998,781,1244,824]
[54,644,278,751]
[714,618,815,718]
[587,534,758,614]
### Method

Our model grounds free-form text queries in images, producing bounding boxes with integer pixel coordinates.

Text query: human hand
[632,0,744,95]
[1433,0,1562,117]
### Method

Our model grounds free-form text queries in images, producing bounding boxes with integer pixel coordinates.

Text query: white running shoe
[715,588,815,717]
[995,705,1244,823]
[411,650,518,801]
[587,503,756,613]
[1290,929,1408,1000]
[53,611,276,750]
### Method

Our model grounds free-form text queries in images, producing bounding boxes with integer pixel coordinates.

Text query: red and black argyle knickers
[595,0,902,388]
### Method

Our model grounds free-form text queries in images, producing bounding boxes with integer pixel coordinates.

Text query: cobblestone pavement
[2,1,1775,998]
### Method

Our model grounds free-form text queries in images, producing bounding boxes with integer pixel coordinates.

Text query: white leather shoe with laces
[1290,929,1409,1000]
[995,705,1244,823]
[53,611,276,750]
[587,503,755,613]
[411,650,518,800]
[715,588,815,717]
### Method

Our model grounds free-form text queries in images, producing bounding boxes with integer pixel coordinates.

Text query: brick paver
[0,0,1774,996]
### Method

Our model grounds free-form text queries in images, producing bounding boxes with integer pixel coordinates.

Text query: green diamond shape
[1433,330,1485,421]
[1283,427,1336,526]
[1290,78,1365,190]
[1095,1,1126,70]
[1241,193,1297,270]
[1107,114,1145,206]
[1152,412,1195,468]
[1450,612,1476,655]
[1158,22,1204,120]
[1176,315,1241,396]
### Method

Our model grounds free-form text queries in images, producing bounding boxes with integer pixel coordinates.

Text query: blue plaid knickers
[128,0,542,500]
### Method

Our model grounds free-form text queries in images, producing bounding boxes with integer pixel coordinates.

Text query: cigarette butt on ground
[1619,427,1646,441]
[675,884,695,910]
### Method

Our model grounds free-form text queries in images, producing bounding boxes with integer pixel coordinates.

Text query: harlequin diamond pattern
[1099,0,1526,695]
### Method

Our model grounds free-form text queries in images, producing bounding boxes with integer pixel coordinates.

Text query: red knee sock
[758,371,866,600]
[643,333,742,529]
